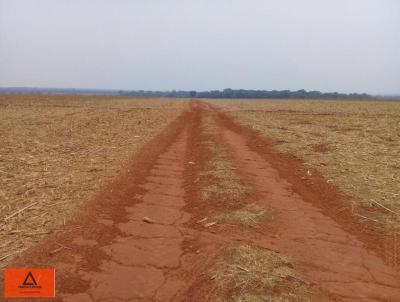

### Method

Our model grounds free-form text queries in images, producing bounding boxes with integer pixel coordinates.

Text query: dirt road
[3,101,400,301]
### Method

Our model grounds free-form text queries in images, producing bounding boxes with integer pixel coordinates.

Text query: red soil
[1,101,399,302]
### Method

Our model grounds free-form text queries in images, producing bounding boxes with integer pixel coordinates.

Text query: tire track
[213,104,400,301]
[62,130,190,302]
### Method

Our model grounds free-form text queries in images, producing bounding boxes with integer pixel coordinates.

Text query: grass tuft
[209,245,310,302]
[211,245,296,289]
[213,204,270,226]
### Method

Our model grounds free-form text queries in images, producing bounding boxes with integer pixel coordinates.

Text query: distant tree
[104,88,372,100]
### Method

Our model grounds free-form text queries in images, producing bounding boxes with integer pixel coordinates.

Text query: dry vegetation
[213,204,268,227]
[210,245,309,302]
[0,94,187,266]
[200,114,249,206]
[211,99,400,231]
[198,113,269,227]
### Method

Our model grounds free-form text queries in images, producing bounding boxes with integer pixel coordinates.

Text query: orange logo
[4,268,55,298]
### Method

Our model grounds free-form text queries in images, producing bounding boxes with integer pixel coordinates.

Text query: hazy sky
[0,0,399,94]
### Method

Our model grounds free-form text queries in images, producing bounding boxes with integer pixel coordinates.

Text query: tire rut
[213,104,400,301]
[61,130,190,302]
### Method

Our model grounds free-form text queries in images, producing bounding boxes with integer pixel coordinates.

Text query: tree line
[0,87,373,99]
[118,88,372,99]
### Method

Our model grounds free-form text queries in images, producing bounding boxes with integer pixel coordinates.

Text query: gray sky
[0,0,399,94]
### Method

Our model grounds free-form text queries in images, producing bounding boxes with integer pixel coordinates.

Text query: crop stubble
[211,99,400,263]
[0,95,187,266]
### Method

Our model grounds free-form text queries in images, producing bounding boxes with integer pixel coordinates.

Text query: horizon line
[1,86,399,96]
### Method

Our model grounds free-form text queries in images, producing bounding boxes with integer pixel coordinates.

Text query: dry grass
[200,114,249,206]
[211,245,296,288]
[0,94,187,266]
[210,245,309,301]
[213,204,269,226]
[210,99,400,230]
[199,113,273,227]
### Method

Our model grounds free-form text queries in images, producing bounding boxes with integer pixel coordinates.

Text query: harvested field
[1,99,400,302]
[211,100,400,232]
[0,95,187,266]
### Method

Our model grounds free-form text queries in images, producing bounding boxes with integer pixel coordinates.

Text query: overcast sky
[0,0,399,94]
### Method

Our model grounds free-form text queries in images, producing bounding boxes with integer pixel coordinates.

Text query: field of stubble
[211,99,400,233]
[0,95,187,266]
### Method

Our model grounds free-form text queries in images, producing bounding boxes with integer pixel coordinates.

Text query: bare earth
[1,99,399,302]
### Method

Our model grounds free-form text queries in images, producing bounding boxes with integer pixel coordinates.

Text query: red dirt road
[2,102,400,301]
